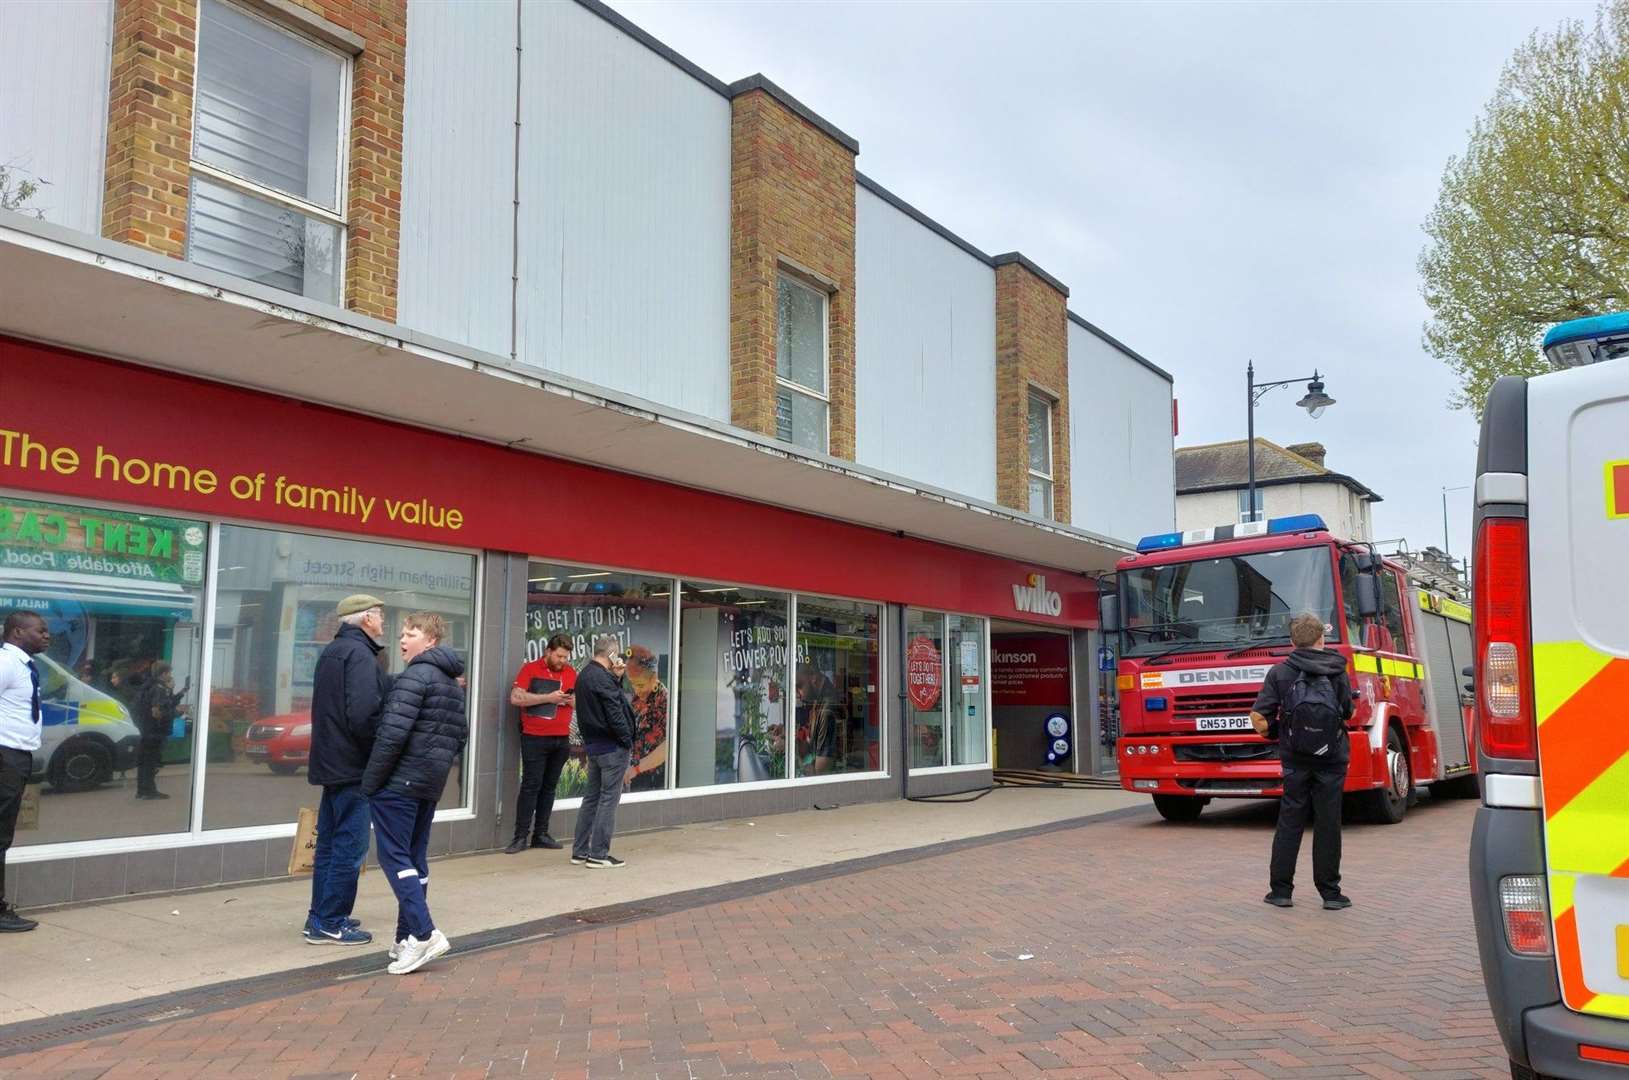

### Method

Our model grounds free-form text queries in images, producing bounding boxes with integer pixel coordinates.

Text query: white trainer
[388,938,404,961]
[387,929,450,975]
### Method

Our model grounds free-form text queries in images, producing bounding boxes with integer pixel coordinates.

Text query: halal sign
[906,636,943,711]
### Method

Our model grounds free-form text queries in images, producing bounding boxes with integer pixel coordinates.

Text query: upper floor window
[1026,391,1054,517]
[1237,487,1265,524]
[775,272,829,453]
[186,0,349,305]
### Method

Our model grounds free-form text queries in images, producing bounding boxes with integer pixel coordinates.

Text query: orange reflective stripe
[1541,659,1629,819]
[1556,906,1598,1011]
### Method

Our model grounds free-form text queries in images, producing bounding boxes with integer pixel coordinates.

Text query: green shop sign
[0,497,206,585]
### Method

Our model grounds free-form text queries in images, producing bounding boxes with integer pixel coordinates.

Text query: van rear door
[1527,358,1629,1019]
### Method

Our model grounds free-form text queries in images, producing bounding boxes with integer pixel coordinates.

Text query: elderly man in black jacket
[570,634,636,869]
[303,594,390,946]
[362,611,467,975]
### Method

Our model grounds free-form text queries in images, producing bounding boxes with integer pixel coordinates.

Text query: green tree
[1420,1,1629,414]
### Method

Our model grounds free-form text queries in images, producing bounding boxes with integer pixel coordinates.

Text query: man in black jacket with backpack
[1250,611,1354,911]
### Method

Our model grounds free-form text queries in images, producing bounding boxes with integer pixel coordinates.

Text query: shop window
[905,609,946,768]
[0,495,206,846]
[187,0,349,304]
[793,596,880,777]
[775,273,829,454]
[203,528,475,830]
[524,563,674,796]
[1027,392,1054,517]
[677,582,789,787]
[947,614,988,766]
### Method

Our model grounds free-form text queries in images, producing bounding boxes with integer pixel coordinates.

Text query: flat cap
[336,594,385,617]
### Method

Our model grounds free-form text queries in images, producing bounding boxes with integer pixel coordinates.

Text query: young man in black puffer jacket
[361,611,467,975]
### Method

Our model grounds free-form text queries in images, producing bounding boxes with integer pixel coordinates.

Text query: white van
[1469,312,1629,1079]
[31,654,142,791]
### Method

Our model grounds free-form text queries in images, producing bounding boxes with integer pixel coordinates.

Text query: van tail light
[1498,875,1553,956]
[1474,518,1537,759]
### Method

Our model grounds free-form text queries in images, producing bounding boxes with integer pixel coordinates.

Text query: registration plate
[1195,715,1253,732]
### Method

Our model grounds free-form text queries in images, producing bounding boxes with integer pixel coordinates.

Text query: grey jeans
[572,747,629,860]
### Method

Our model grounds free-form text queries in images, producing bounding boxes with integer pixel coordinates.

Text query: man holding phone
[506,634,576,853]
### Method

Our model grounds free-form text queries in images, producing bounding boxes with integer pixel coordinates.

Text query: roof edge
[728,74,860,154]
[990,251,1070,298]
[1176,473,1383,503]
[1066,310,1173,383]
[856,172,994,268]
[571,0,731,97]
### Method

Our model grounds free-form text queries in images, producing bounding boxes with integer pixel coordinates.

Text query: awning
[0,569,199,621]
[0,216,1131,575]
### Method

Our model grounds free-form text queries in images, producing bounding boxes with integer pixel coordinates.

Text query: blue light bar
[1134,514,1328,554]
[1135,531,1184,553]
[1543,312,1629,368]
[1266,513,1327,535]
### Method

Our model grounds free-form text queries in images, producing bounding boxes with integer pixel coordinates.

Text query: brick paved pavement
[0,796,1503,1080]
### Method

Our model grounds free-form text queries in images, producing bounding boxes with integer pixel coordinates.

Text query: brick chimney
[1286,442,1327,468]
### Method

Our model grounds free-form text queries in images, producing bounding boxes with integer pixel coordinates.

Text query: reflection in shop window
[678,582,789,787]
[794,596,880,777]
[906,609,946,768]
[205,528,476,830]
[0,495,206,845]
[524,564,674,796]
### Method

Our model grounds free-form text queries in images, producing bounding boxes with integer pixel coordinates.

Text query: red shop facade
[0,336,1101,904]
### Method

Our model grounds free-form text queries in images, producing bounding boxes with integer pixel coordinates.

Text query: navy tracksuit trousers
[369,788,437,942]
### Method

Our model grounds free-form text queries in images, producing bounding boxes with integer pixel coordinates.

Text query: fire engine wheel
[1363,727,1412,825]
[1152,795,1208,822]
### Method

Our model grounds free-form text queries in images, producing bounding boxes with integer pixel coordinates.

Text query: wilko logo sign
[1140,665,1272,690]
[1012,573,1063,617]
[906,636,943,711]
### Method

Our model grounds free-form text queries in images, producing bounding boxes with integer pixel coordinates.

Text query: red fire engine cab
[1098,513,1478,823]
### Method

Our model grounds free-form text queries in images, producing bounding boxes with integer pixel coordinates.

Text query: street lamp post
[1441,485,1469,556]
[1245,361,1336,523]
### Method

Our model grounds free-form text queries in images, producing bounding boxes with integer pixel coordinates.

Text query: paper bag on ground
[16,785,39,831]
[287,806,368,878]
[288,806,319,876]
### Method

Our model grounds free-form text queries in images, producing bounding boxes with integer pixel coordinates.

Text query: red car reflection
[243,712,311,775]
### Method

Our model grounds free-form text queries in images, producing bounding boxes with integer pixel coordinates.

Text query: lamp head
[1296,375,1335,419]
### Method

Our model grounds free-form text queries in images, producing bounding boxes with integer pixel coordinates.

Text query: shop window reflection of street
[204,527,476,830]
[0,494,205,846]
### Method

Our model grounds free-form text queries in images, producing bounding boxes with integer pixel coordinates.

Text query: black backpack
[1281,671,1343,759]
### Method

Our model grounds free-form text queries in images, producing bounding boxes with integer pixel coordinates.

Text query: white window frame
[904,607,993,774]
[186,0,352,292]
[774,270,831,454]
[4,487,482,864]
[1026,390,1055,518]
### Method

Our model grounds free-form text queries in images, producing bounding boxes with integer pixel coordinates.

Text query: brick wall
[100,0,404,321]
[729,84,857,459]
[994,258,1071,523]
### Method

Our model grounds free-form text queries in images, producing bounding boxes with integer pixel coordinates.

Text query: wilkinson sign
[1012,573,1063,617]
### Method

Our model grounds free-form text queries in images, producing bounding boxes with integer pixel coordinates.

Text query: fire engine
[1469,311,1629,1080]
[1097,513,1478,823]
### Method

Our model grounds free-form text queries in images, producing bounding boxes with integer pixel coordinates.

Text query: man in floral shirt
[623,645,667,791]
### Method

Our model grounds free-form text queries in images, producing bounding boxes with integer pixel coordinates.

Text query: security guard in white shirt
[0,610,50,932]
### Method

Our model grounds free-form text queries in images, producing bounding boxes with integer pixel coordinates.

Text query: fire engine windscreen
[1118,547,1336,657]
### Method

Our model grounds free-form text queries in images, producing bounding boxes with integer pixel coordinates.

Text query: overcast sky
[610,0,1594,560]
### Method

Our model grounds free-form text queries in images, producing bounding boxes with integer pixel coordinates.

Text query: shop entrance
[990,622,1076,772]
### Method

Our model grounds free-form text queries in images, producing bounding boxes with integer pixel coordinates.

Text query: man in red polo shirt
[506,634,576,853]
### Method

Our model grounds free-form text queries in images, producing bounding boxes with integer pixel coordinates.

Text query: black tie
[26,659,39,725]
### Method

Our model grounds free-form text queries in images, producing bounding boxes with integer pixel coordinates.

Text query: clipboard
[526,676,561,719]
